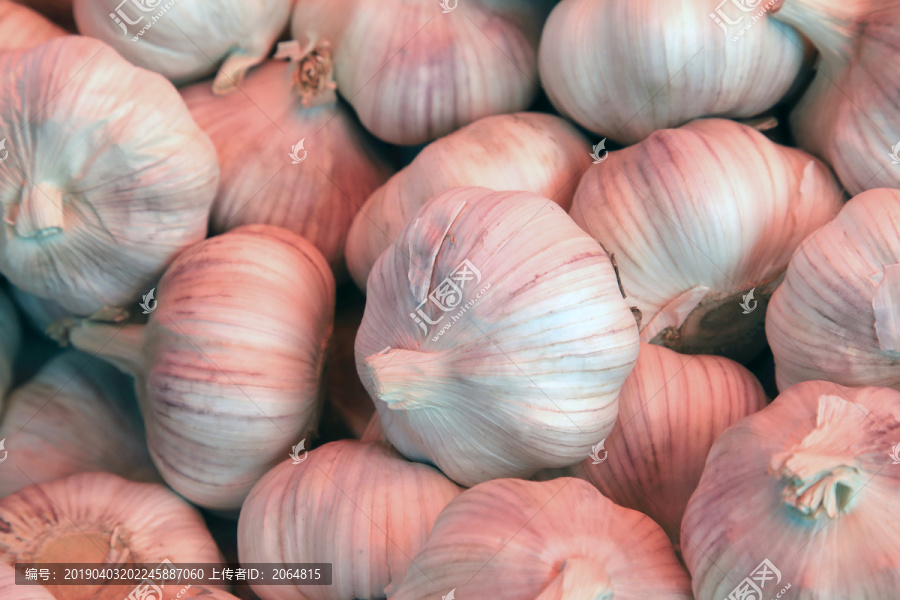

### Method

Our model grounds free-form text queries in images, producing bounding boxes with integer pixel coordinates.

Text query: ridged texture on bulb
[0,351,157,498]
[73,0,290,91]
[766,189,900,391]
[578,343,766,548]
[356,186,640,486]
[345,112,590,290]
[291,0,553,145]
[0,562,55,600]
[65,225,335,511]
[0,287,20,402]
[0,36,218,316]
[570,118,842,362]
[0,0,65,50]
[0,472,224,600]
[238,440,461,600]
[182,60,392,277]
[774,0,900,194]
[538,0,805,145]
[683,382,900,599]
[391,478,692,599]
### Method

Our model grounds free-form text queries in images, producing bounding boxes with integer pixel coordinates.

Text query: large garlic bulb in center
[570,118,842,361]
[683,382,900,599]
[356,186,640,486]
[0,36,218,316]
[62,225,335,511]
[391,478,692,599]
[290,0,553,145]
[538,0,805,145]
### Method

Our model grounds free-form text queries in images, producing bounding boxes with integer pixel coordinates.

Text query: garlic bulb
[290,0,553,145]
[578,343,766,549]
[773,0,900,194]
[0,286,20,402]
[8,286,70,336]
[238,440,461,600]
[0,36,218,316]
[73,0,290,92]
[538,0,805,145]
[0,471,225,600]
[0,0,65,50]
[570,118,843,361]
[14,0,74,29]
[0,562,55,600]
[683,382,900,599]
[60,225,335,511]
[181,60,392,276]
[767,188,900,391]
[345,112,591,290]
[391,477,692,599]
[0,351,157,498]
[356,186,640,486]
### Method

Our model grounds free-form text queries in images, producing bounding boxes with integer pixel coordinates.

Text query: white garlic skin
[356,186,640,487]
[773,0,900,194]
[767,188,900,391]
[238,440,461,600]
[683,381,900,599]
[570,118,843,361]
[0,36,218,316]
[579,343,766,548]
[0,286,20,402]
[391,477,692,599]
[345,112,591,291]
[73,0,290,92]
[291,0,553,145]
[181,60,392,278]
[0,471,225,600]
[0,351,158,498]
[538,0,805,145]
[0,0,65,50]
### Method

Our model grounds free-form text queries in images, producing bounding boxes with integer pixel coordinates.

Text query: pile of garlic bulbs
[2,1,899,599]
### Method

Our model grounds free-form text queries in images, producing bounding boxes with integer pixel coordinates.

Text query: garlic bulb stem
[64,322,146,378]
[364,348,446,410]
[534,558,613,600]
[769,395,868,518]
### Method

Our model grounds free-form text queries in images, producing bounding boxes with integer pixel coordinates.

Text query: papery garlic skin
[291,0,552,145]
[0,286,20,403]
[0,351,157,497]
[774,0,900,194]
[0,472,224,600]
[345,112,591,290]
[683,382,900,599]
[182,61,391,277]
[239,440,461,600]
[392,478,692,599]
[767,188,900,391]
[0,562,55,600]
[0,36,218,316]
[570,118,842,362]
[0,0,65,50]
[73,0,290,92]
[63,225,335,511]
[538,0,805,145]
[356,186,640,487]
[579,344,766,548]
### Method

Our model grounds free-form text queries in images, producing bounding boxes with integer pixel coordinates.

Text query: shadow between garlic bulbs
[570,118,843,362]
[355,186,640,487]
[0,286,21,403]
